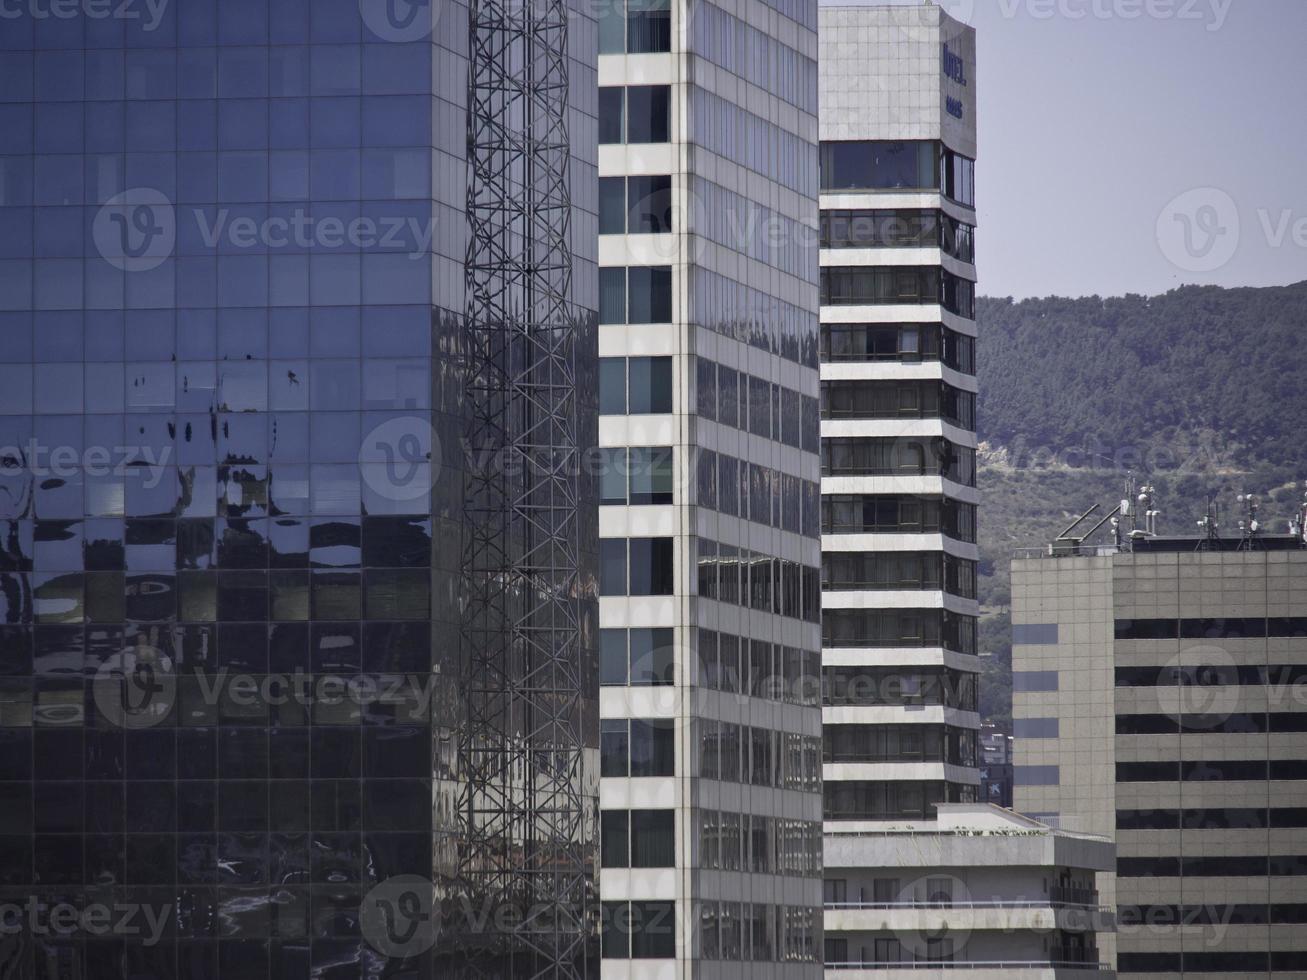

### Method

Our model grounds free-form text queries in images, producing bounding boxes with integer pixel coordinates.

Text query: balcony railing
[825,899,1110,912]
[826,960,1112,971]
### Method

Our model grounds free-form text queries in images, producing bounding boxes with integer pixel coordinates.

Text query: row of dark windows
[1116,713,1307,735]
[600,808,674,868]
[1116,663,1307,687]
[598,446,673,506]
[820,209,975,263]
[822,665,978,711]
[696,539,822,624]
[599,265,671,324]
[1118,904,1307,925]
[0,621,430,678]
[598,356,673,415]
[600,901,675,959]
[0,826,430,890]
[597,0,671,55]
[819,141,976,207]
[4,667,433,731]
[697,902,820,963]
[600,718,674,777]
[598,85,670,145]
[599,627,675,687]
[1117,855,1307,877]
[821,495,977,542]
[1117,759,1307,782]
[696,630,821,707]
[0,568,433,626]
[822,437,977,486]
[1119,952,1307,973]
[820,266,975,319]
[0,516,432,574]
[821,379,975,430]
[1117,807,1307,830]
[1115,616,1307,639]
[695,356,819,452]
[698,720,821,793]
[822,609,978,654]
[824,779,978,821]
[822,723,978,766]
[599,537,674,598]
[696,449,820,537]
[698,811,823,878]
[822,551,977,600]
[820,322,976,373]
[599,174,673,235]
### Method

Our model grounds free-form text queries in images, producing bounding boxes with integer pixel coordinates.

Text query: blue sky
[845,0,1307,298]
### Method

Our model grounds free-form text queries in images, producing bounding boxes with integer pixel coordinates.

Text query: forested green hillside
[975,283,1307,728]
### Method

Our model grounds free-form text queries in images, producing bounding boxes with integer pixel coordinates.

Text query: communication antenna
[1130,483,1160,540]
[1236,492,1261,551]
[1196,491,1220,550]
[1291,484,1307,546]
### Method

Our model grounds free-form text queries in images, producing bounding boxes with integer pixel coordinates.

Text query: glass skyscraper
[0,1,599,976]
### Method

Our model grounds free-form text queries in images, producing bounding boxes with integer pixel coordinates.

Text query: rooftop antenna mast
[1290,483,1307,545]
[1196,491,1220,550]
[1130,482,1160,542]
[1236,492,1261,551]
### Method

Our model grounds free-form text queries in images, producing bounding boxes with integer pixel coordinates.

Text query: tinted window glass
[598,87,624,143]
[626,86,669,143]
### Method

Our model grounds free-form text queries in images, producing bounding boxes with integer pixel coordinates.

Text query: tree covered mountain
[975,282,1307,728]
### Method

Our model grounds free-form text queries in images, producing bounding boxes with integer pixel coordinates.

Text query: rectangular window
[630,901,676,958]
[599,447,673,506]
[601,809,675,868]
[598,447,628,505]
[630,718,675,775]
[1013,717,1059,738]
[597,0,625,53]
[599,267,626,324]
[1012,623,1059,645]
[598,87,624,144]
[628,356,672,413]
[630,809,675,867]
[600,718,630,775]
[599,358,627,414]
[628,174,673,233]
[628,447,673,504]
[599,174,673,234]
[626,85,670,143]
[630,627,674,684]
[600,628,629,685]
[599,176,627,234]
[1014,764,1060,786]
[629,538,674,596]
[600,539,627,596]
[601,809,629,867]
[1012,670,1058,693]
[819,140,939,191]
[627,0,670,53]
[628,265,672,323]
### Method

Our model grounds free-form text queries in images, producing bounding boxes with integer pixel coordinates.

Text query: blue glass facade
[0,1,599,976]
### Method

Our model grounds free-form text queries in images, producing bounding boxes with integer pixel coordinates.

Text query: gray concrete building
[1013,532,1307,977]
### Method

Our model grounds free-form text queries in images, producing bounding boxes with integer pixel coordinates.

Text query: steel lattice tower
[457,0,590,972]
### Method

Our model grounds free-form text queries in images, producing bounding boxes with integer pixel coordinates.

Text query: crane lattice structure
[457,0,591,973]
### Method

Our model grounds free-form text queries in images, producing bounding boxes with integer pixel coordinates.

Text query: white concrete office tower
[595,0,824,975]
[817,6,981,829]
[824,805,1117,978]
